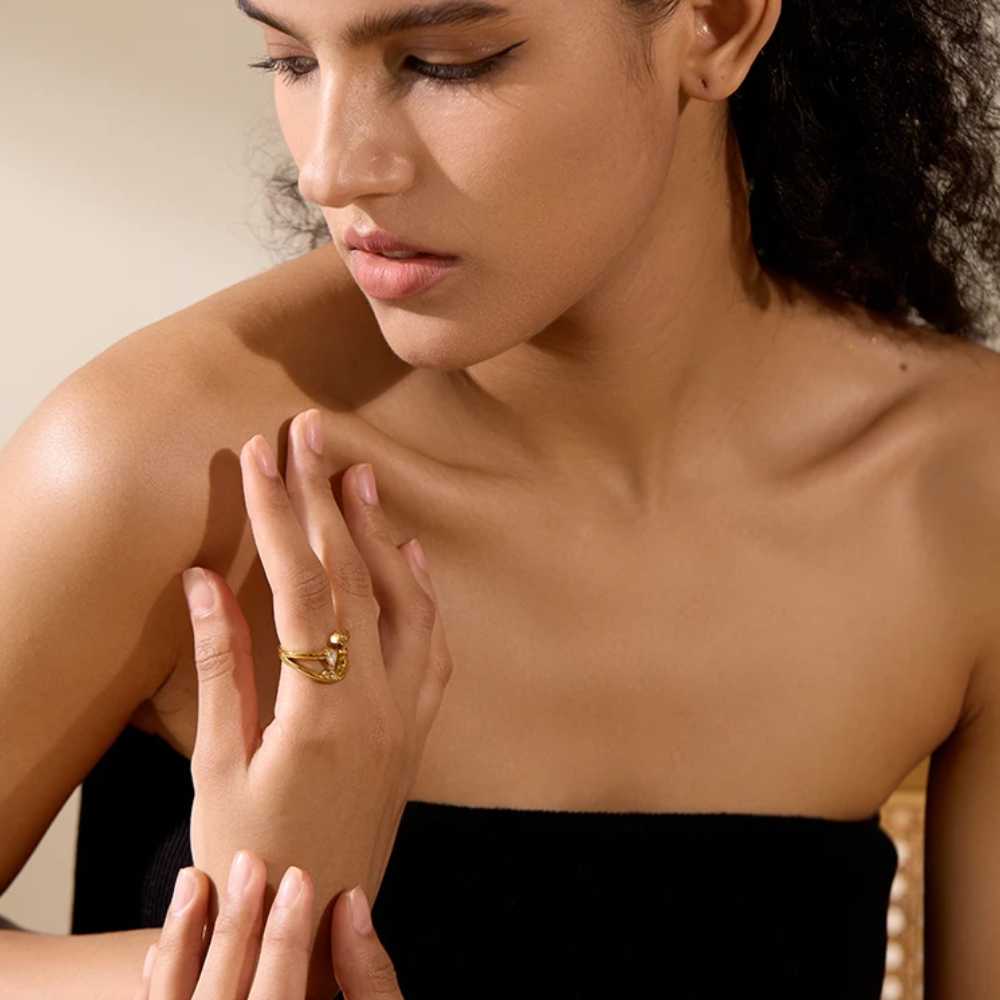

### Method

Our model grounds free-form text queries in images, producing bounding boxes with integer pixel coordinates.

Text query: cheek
[443,81,674,288]
[274,89,312,161]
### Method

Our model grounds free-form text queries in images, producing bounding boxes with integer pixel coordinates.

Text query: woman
[2,0,1000,996]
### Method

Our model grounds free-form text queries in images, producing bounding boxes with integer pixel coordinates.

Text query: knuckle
[368,707,406,761]
[328,557,374,601]
[431,652,454,689]
[364,952,402,996]
[154,919,188,958]
[212,904,249,941]
[261,917,310,957]
[282,716,333,750]
[282,564,334,615]
[404,591,437,634]
[256,473,291,513]
[357,503,392,541]
[192,629,242,681]
[190,743,233,782]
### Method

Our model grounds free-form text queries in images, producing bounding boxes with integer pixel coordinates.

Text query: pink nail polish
[142,944,157,981]
[349,886,373,936]
[275,866,303,909]
[253,437,278,478]
[410,538,429,574]
[169,868,194,915]
[228,851,252,898]
[305,411,324,456]
[356,465,379,505]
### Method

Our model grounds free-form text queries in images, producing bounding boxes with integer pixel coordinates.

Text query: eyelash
[247,45,518,89]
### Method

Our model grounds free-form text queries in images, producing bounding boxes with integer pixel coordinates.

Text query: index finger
[239,434,379,703]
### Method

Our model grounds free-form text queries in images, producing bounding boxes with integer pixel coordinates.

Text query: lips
[371,251,439,260]
[348,248,459,300]
[344,224,456,259]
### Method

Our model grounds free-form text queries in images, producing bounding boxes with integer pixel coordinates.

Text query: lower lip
[349,249,459,300]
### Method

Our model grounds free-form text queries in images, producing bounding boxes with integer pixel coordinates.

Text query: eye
[248,55,318,86]
[248,41,525,89]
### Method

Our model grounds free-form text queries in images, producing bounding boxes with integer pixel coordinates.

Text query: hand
[180,408,453,997]
[135,852,405,1000]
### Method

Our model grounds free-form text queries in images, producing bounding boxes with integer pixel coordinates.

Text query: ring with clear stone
[277,630,351,684]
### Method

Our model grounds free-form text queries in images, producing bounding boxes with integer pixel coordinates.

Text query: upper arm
[923,380,1000,998]
[924,648,1000,998]
[0,364,190,894]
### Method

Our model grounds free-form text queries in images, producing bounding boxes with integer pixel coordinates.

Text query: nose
[295,75,416,209]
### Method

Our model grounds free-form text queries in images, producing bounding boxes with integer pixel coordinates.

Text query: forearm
[0,924,160,1000]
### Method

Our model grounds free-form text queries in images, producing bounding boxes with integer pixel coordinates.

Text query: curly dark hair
[251,0,1000,345]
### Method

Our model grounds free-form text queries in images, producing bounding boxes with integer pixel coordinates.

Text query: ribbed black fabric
[72,724,898,999]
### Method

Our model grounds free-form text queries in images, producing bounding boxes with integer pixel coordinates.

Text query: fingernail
[409,538,429,574]
[356,464,378,505]
[182,568,214,616]
[349,885,373,936]
[253,436,279,478]
[305,411,324,456]
[228,850,252,898]
[275,866,303,909]
[142,943,158,981]
[169,868,195,915]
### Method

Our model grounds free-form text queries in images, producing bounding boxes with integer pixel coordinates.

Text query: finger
[193,851,267,1000]
[404,544,456,744]
[240,432,378,712]
[247,866,314,1000]
[285,411,432,687]
[147,868,209,1000]
[182,567,261,774]
[284,408,444,740]
[341,466,439,696]
[330,886,404,1000]
[280,412,381,641]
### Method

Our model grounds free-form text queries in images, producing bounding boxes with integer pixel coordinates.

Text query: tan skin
[5,0,1000,996]
[133,245,978,820]
[130,0,981,817]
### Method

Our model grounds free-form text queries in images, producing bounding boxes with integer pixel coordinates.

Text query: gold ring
[277,630,351,684]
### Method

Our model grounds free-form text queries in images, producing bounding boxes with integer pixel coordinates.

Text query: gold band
[277,630,351,685]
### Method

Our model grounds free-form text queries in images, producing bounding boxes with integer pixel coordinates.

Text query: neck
[440,158,820,512]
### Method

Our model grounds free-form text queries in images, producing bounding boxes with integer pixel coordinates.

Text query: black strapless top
[72,724,898,998]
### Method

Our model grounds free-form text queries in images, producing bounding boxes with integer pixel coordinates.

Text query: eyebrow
[236,0,514,47]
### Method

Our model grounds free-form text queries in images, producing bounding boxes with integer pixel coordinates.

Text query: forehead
[236,0,520,47]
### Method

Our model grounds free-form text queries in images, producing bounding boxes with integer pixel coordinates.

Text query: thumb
[331,886,404,1000]
[181,566,260,771]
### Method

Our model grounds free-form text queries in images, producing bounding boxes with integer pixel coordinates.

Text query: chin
[377,317,511,372]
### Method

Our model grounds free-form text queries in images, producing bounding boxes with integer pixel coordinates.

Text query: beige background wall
[0,1,286,933]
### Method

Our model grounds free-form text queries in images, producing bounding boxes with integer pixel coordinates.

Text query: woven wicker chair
[879,759,928,999]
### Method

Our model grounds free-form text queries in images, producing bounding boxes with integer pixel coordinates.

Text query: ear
[681,0,782,102]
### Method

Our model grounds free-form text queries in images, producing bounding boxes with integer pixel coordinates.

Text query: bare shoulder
[46,243,396,650]
[907,333,1000,996]
[77,241,404,448]
[904,330,1000,730]
[85,242,392,412]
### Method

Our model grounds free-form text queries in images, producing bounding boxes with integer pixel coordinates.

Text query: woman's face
[253,0,698,370]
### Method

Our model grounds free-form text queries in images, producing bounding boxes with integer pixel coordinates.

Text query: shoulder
[90,241,385,408]
[904,335,1000,993]
[909,332,1000,533]
[66,242,393,471]
[8,245,390,666]
[904,332,1000,729]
